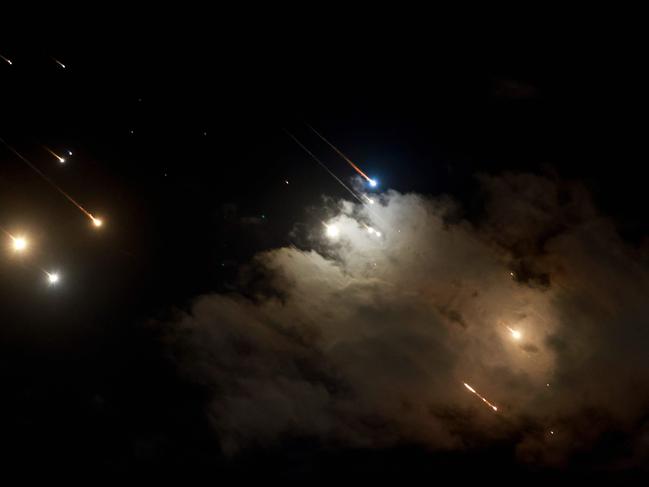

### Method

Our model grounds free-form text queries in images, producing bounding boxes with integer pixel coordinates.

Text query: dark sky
[1,33,647,481]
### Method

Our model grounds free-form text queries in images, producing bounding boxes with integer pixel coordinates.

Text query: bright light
[366,226,382,237]
[12,236,27,252]
[369,179,377,187]
[507,326,522,341]
[92,217,103,227]
[325,224,339,239]
[68,150,72,156]
[58,157,65,163]
[47,272,60,284]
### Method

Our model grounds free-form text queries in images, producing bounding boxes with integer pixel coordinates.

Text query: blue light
[369,179,378,187]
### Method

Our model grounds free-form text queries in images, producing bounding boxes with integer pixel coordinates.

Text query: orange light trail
[0,137,99,224]
[44,146,65,163]
[463,382,498,412]
[306,124,373,182]
[284,129,366,205]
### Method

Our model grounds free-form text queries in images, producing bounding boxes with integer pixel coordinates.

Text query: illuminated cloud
[161,174,649,466]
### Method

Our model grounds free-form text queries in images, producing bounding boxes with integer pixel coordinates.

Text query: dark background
[0,30,646,480]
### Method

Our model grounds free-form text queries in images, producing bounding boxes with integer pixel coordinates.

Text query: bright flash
[58,157,65,163]
[12,236,27,252]
[507,326,522,341]
[92,217,103,227]
[325,224,339,239]
[47,272,60,284]
[369,179,377,187]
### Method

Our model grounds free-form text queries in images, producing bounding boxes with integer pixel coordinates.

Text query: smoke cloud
[160,173,649,468]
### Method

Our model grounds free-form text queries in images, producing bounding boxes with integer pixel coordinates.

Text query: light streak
[0,137,101,225]
[284,129,366,206]
[463,382,498,412]
[44,146,65,163]
[306,124,373,183]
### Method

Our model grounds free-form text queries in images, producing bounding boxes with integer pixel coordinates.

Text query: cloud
[160,173,649,467]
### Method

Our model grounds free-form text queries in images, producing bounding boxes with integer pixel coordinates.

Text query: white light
[92,217,103,227]
[507,327,522,341]
[12,236,27,251]
[325,224,339,239]
[369,179,377,187]
[68,150,72,156]
[365,226,382,237]
[47,272,60,284]
[59,157,65,163]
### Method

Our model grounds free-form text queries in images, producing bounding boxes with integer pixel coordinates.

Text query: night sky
[1,35,648,481]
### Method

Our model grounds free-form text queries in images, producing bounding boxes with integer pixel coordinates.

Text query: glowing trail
[306,124,374,183]
[44,146,66,163]
[463,382,498,412]
[284,129,389,233]
[284,130,365,206]
[0,137,101,226]
[1,54,12,65]
[52,57,66,69]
